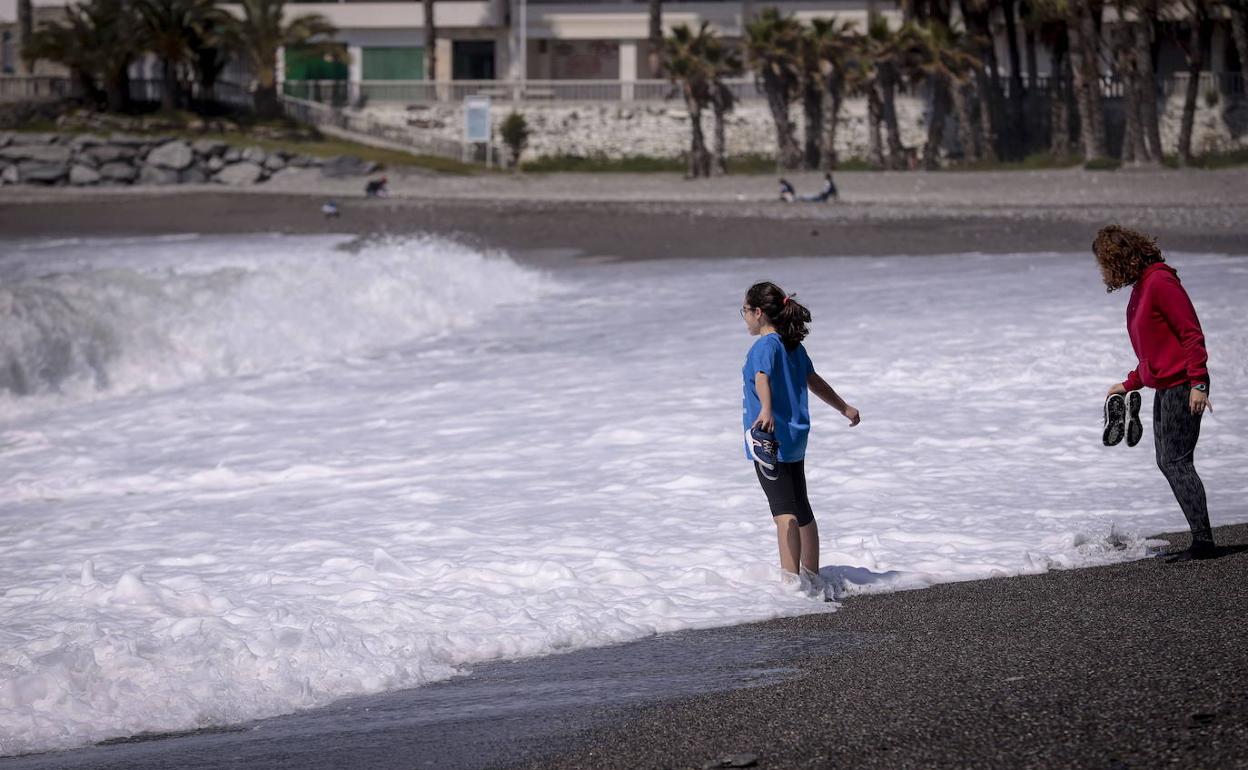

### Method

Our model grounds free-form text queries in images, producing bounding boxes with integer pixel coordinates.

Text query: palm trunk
[1176,8,1208,166]
[1135,10,1162,161]
[763,69,802,169]
[820,73,843,170]
[1117,38,1143,164]
[1002,0,1027,158]
[711,88,729,175]
[1069,0,1107,159]
[802,76,822,169]
[424,0,438,84]
[648,0,663,77]
[924,76,950,169]
[867,83,885,168]
[254,66,280,118]
[1233,7,1248,89]
[17,0,33,74]
[953,81,978,161]
[685,96,710,178]
[161,58,179,112]
[880,66,905,168]
[1049,43,1071,158]
[975,67,999,162]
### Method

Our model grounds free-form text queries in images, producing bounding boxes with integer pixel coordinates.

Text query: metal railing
[279,93,464,159]
[282,77,767,105]
[0,76,77,102]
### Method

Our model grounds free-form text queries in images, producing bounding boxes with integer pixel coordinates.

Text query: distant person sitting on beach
[1094,225,1217,563]
[803,172,838,203]
[321,200,340,218]
[365,177,389,198]
[741,282,860,595]
[778,179,796,203]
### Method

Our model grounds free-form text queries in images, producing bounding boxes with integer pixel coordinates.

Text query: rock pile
[0,132,379,187]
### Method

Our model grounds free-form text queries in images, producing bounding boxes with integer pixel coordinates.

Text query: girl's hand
[1107,382,1127,397]
[843,405,861,427]
[1190,388,1212,416]
[753,410,775,432]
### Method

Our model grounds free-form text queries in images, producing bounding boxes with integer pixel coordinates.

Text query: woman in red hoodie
[1094,225,1215,562]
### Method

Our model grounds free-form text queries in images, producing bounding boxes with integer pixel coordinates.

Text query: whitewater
[1,235,1244,757]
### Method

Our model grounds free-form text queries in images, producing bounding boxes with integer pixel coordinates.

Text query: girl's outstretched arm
[808,372,861,426]
[753,372,775,432]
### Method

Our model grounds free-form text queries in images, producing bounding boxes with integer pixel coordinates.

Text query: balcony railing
[0,76,77,102]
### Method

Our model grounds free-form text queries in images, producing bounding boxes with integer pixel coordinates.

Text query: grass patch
[1083,157,1122,171]
[945,152,1084,171]
[202,133,478,175]
[1161,148,1248,169]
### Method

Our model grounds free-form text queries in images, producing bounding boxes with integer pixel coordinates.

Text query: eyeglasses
[740,305,756,318]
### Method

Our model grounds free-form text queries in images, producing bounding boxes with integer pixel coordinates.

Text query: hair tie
[783,294,792,305]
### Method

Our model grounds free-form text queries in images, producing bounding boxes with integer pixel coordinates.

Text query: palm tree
[1001,0,1028,157]
[26,0,140,111]
[862,17,918,169]
[664,22,713,178]
[913,21,980,168]
[797,24,824,169]
[228,0,339,117]
[745,8,804,169]
[959,0,1003,162]
[135,0,229,111]
[808,17,858,170]
[1109,0,1156,164]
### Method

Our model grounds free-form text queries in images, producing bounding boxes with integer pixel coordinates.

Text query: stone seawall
[368,93,1246,163]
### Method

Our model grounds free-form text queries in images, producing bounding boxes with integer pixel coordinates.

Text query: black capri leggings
[1154,384,1214,546]
[754,460,815,527]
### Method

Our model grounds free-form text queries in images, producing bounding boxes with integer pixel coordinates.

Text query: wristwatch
[1193,382,1209,393]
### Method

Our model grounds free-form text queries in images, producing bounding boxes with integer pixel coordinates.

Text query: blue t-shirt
[742,333,815,462]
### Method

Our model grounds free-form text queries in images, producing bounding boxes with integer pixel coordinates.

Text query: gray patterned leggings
[1154,384,1214,545]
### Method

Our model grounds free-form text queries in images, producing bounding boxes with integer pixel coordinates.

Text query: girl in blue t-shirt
[741,281,860,581]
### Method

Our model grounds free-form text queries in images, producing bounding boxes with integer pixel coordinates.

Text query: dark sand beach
[2,168,1248,258]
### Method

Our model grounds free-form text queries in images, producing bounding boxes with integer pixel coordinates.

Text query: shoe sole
[1103,393,1126,446]
[1125,390,1143,447]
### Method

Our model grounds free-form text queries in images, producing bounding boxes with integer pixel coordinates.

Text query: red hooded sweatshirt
[1121,262,1210,392]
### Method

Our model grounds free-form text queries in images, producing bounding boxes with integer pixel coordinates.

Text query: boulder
[69,134,108,150]
[0,144,73,164]
[263,154,287,171]
[84,144,135,164]
[107,133,151,147]
[287,154,323,168]
[138,164,180,185]
[265,166,317,185]
[241,146,268,165]
[69,164,101,185]
[146,140,195,170]
[191,138,228,157]
[180,166,208,184]
[1,164,18,184]
[223,147,242,163]
[206,156,225,172]
[320,154,378,178]
[98,162,139,183]
[0,133,11,148]
[215,161,264,185]
[18,161,68,184]
[8,132,59,146]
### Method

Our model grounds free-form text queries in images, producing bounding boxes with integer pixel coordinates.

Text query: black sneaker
[1103,393,1126,446]
[1125,390,1143,447]
[747,426,780,481]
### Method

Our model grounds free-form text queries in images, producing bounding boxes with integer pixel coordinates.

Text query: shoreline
[4,525,1244,770]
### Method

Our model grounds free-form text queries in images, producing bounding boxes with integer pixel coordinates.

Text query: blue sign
[464,96,492,143]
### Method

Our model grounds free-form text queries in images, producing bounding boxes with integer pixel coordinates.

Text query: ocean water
[1,235,1245,757]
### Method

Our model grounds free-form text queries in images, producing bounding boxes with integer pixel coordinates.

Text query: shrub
[499,112,530,169]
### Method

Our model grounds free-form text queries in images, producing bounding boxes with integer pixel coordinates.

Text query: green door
[362,47,425,80]
[285,45,349,81]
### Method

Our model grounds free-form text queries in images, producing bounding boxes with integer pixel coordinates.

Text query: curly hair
[745,281,811,349]
[1093,224,1165,292]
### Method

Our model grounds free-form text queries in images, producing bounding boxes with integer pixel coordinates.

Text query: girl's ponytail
[746,281,811,349]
